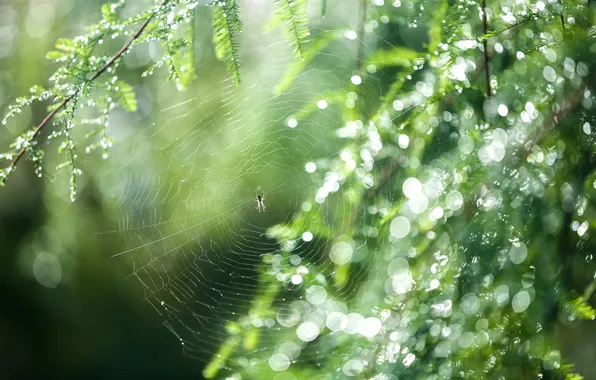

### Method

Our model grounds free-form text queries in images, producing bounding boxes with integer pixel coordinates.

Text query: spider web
[95,0,549,378]
[99,3,392,373]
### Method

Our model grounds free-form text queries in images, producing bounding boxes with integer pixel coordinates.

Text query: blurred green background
[0,2,206,376]
[0,0,345,377]
[0,0,235,377]
[1,0,596,379]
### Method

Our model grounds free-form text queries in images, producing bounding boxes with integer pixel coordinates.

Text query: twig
[584,279,596,300]
[6,3,162,175]
[478,17,531,41]
[356,0,367,73]
[525,84,585,152]
[560,0,565,30]
[482,0,491,97]
[521,363,526,379]
[355,0,368,118]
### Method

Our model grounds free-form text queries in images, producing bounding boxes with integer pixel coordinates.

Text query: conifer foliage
[2,0,596,379]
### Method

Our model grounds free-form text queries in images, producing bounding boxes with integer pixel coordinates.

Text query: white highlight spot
[430,207,444,220]
[494,285,510,305]
[326,312,348,331]
[291,274,303,285]
[424,178,444,199]
[398,134,409,148]
[458,135,474,155]
[487,141,506,162]
[351,75,362,85]
[330,242,354,265]
[305,162,317,173]
[269,353,291,371]
[403,177,422,198]
[408,193,428,214]
[306,285,327,305]
[302,231,313,242]
[343,359,364,376]
[392,271,414,294]
[512,290,531,313]
[461,293,480,315]
[578,221,589,236]
[497,104,508,117]
[296,322,320,342]
[429,279,440,290]
[359,317,382,338]
[446,190,463,211]
[543,66,556,82]
[33,252,62,288]
[509,242,528,264]
[287,118,298,128]
[277,306,301,327]
[390,216,411,239]
[345,30,357,40]
[344,313,364,334]
[403,353,416,367]
[317,100,328,109]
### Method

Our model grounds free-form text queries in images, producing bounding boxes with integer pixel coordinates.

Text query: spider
[256,193,266,212]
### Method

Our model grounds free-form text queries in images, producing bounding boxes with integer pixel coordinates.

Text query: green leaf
[101,3,119,24]
[115,80,137,112]
[54,37,76,53]
[560,362,585,380]
[274,0,310,60]
[212,0,242,85]
[427,0,448,52]
[565,293,596,320]
[171,43,196,89]
[46,50,68,61]
[274,30,340,93]
[366,46,422,69]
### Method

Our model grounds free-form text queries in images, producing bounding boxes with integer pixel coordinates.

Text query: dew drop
[509,242,528,264]
[326,312,348,331]
[269,353,291,371]
[403,177,422,198]
[390,216,411,239]
[358,317,382,338]
[512,290,531,313]
[330,242,353,265]
[296,321,320,342]
[446,190,463,211]
[302,231,313,242]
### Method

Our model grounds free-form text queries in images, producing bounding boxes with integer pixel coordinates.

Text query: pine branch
[212,0,242,85]
[274,0,310,60]
[5,1,165,177]
[478,17,531,41]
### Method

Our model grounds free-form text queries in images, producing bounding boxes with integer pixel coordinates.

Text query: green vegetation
[1,0,596,379]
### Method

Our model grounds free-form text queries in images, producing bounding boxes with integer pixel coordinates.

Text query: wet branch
[482,0,491,97]
[7,5,161,175]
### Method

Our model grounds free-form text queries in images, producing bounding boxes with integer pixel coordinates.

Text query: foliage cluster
[2,0,596,379]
